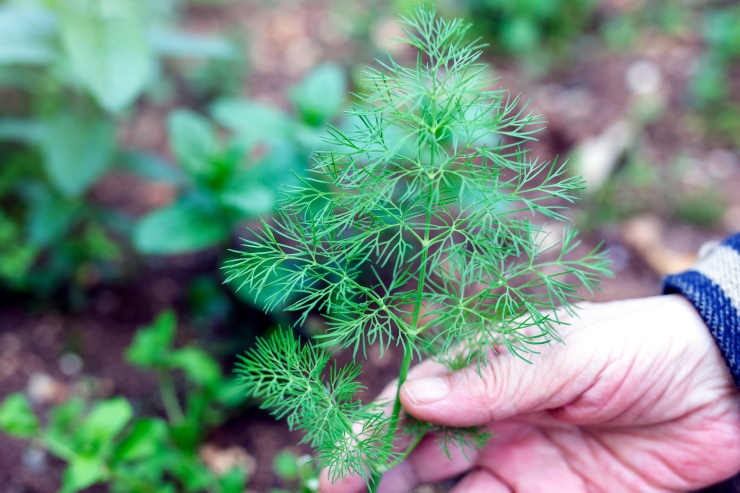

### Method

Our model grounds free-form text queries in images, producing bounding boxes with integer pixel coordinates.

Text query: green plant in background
[600,0,691,51]
[134,63,346,255]
[272,449,320,493]
[0,0,237,295]
[459,0,596,72]
[226,8,609,489]
[577,151,726,232]
[690,4,740,146]
[0,310,248,493]
[0,145,124,296]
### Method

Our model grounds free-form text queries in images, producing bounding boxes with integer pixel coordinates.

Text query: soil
[1,1,738,492]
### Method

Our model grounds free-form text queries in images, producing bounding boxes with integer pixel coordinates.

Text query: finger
[398,350,574,426]
[398,312,618,427]
[450,470,511,493]
[377,434,481,492]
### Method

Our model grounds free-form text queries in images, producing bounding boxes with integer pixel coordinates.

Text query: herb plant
[0,309,248,493]
[226,8,610,489]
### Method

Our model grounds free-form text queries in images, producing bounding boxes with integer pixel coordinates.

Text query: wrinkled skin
[320,296,740,492]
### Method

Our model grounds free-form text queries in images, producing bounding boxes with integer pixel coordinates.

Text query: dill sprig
[225,7,611,488]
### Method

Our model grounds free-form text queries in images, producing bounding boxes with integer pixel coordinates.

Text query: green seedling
[133,63,346,256]
[0,310,248,493]
[0,0,236,294]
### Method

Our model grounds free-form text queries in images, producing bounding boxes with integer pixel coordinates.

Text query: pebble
[27,373,62,404]
[59,353,83,377]
[626,60,662,95]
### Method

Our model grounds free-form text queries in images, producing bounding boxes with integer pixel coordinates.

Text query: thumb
[399,345,592,427]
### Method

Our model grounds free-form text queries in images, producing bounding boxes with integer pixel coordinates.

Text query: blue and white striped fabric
[663,233,740,386]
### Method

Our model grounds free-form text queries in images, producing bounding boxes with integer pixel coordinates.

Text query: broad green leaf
[170,347,222,388]
[0,118,44,143]
[113,418,168,463]
[0,5,56,64]
[165,451,214,491]
[44,398,86,459]
[61,456,106,493]
[219,142,304,218]
[59,0,152,112]
[79,398,133,453]
[168,110,217,178]
[151,28,236,59]
[117,150,187,185]
[0,393,38,438]
[220,181,275,217]
[290,63,345,127]
[24,184,80,247]
[111,448,171,491]
[39,113,115,197]
[211,99,291,146]
[218,466,246,493]
[126,309,177,367]
[133,200,230,254]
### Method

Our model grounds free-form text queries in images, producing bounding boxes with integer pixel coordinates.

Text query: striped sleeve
[663,234,740,386]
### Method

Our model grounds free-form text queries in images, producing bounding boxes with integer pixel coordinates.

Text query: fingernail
[403,377,450,404]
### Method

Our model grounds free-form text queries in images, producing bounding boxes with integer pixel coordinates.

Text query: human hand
[320,295,740,492]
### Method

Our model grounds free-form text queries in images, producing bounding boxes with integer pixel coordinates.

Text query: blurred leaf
[211,99,291,145]
[501,17,539,53]
[59,0,152,112]
[220,181,275,217]
[220,142,304,217]
[81,224,122,261]
[673,190,725,228]
[188,277,232,326]
[117,150,187,185]
[691,55,728,105]
[79,397,133,453]
[213,378,247,408]
[0,393,39,438]
[218,466,246,493]
[45,398,86,458]
[39,112,115,197]
[126,309,177,367]
[170,347,222,388]
[168,110,217,178]
[61,456,106,493]
[151,28,236,59]
[165,451,214,491]
[273,450,300,480]
[0,119,44,143]
[290,63,345,127]
[113,418,168,463]
[25,184,80,247]
[134,200,230,254]
[0,4,57,64]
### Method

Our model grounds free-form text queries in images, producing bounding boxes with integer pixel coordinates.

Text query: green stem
[369,187,435,491]
[158,371,185,424]
[387,432,425,470]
